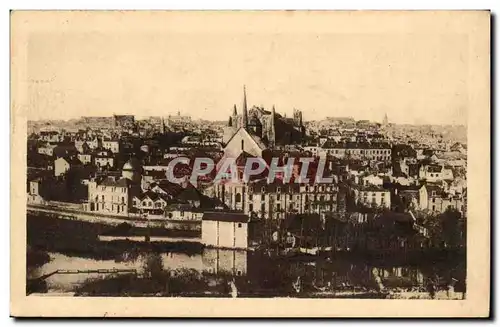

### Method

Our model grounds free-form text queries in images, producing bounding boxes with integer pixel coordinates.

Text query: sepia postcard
[10,10,490,317]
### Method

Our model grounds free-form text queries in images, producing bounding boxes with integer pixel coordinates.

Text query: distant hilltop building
[113,114,135,129]
[79,115,135,130]
[167,111,192,128]
[222,86,305,154]
[81,116,115,126]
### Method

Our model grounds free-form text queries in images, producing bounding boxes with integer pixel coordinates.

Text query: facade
[214,180,339,220]
[201,212,249,249]
[353,185,391,209]
[38,143,57,156]
[102,139,120,154]
[27,179,46,204]
[419,164,454,182]
[418,184,465,213]
[85,160,143,216]
[322,141,392,161]
[132,192,169,214]
[164,204,204,221]
[93,148,115,168]
[85,177,140,216]
[77,152,93,165]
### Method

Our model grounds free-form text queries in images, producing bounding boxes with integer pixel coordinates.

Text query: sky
[22,12,470,125]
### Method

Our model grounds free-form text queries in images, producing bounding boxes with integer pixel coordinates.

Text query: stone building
[222,86,305,149]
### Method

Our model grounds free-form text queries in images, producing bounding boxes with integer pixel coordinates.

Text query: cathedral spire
[269,105,276,147]
[161,117,166,134]
[242,85,248,129]
[383,113,389,126]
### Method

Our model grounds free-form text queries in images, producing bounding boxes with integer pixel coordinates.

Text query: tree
[142,251,164,280]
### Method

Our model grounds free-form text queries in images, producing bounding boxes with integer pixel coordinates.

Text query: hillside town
[27,87,467,298]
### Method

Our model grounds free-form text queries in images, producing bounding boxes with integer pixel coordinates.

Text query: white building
[419,164,454,182]
[201,212,249,249]
[54,156,83,177]
[93,148,115,168]
[85,177,140,216]
[102,138,120,154]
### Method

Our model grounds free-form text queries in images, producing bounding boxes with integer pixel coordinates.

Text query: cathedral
[222,86,305,157]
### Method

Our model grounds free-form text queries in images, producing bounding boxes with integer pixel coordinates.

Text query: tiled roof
[61,156,83,166]
[99,177,133,187]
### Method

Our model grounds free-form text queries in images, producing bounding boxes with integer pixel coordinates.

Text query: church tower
[293,109,303,127]
[232,104,238,131]
[242,86,249,130]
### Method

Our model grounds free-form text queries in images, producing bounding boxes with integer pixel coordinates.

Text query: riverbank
[28,204,201,230]
[27,213,203,261]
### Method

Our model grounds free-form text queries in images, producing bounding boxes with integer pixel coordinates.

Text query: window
[238,223,242,228]
[121,197,125,204]
[241,140,244,151]
[248,193,253,200]
[249,203,253,212]
[101,195,105,202]
[180,211,185,217]
[277,203,281,211]
[277,193,281,200]
[432,198,436,203]
[237,270,242,276]
[235,193,242,203]
[289,194,292,200]
[261,203,265,213]
[261,193,265,201]
[432,205,436,211]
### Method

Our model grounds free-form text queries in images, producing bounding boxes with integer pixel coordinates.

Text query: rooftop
[202,211,250,223]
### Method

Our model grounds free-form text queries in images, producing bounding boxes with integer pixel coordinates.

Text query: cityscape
[26,86,467,299]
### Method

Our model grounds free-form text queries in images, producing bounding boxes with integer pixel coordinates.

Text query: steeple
[233,104,237,116]
[242,85,248,129]
[383,113,389,126]
[228,116,233,127]
[269,105,276,148]
[161,117,166,134]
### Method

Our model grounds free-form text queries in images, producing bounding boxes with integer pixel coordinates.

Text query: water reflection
[30,248,463,298]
